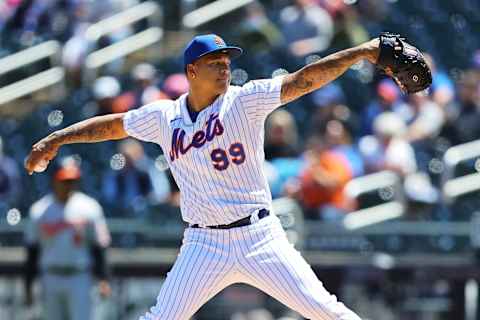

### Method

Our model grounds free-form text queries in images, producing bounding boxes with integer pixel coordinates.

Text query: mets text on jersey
[169,113,224,161]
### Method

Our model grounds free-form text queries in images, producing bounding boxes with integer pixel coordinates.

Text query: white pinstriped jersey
[124,76,284,226]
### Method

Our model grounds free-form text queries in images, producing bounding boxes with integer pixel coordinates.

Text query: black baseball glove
[377,32,432,94]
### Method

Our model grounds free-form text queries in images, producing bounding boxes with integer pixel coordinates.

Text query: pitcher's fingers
[24,156,35,175]
[25,151,42,174]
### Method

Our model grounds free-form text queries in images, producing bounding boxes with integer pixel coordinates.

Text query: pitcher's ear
[186,64,196,79]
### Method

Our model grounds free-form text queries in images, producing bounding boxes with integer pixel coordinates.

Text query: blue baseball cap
[183,34,243,67]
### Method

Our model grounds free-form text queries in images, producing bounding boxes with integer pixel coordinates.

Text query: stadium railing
[182,0,254,29]
[83,1,164,84]
[0,40,65,117]
[343,170,405,230]
[443,139,480,203]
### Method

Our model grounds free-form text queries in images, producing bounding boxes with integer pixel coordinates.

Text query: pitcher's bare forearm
[47,113,128,146]
[25,113,129,174]
[281,40,379,104]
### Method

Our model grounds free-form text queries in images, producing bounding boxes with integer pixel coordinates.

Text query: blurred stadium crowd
[2,0,480,320]
[1,0,480,225]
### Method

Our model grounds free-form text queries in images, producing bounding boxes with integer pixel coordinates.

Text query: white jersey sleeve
[238,76,284,123]
[123,102,166,143]
[86,196,111,248]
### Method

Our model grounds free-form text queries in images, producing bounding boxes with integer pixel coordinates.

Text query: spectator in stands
[24,157,111,320]
[18,0,63,44]
[324,119,364,178]
[404,93,445,143]
[62,22,91,88]
[0,0,22,32]
[265,109,299,161]
[114,63,169,110]
[130,63,168,106]
[397,92,445,173]
[235,1,285,76]
[424,53,455,109]
[296,140,354,221]
[308,83,362,137]
[264,110,303,198]
[361,79,408,136]
[292,121,360,220]
[321,0,370,49]
[311,82,346,109]
[0,136,21,207]
[356,0,391,23]
[277,0,334,57]
[441,70,480,145]
[101,139,170,217]
[238,1,284,54]
[91,76,126,115]
[359,112,417,176]
[162,73,189,100]
[13,0,105,45]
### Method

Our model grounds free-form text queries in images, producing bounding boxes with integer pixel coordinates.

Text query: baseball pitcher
[25,33,431,319]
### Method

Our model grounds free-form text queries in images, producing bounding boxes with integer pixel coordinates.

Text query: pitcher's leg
[236,225,361,320]
[140,229,235,320]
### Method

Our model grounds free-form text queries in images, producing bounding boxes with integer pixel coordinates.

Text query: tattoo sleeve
[281,45,373,104]
[48,113,128,146]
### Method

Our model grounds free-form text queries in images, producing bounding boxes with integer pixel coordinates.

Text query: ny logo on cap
[214,36,226,47]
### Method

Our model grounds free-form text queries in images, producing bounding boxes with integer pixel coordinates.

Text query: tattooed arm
[25,113,128,174]
[281,39,380,104]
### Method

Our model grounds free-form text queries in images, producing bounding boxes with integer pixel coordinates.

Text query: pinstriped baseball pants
[140,215,361,320]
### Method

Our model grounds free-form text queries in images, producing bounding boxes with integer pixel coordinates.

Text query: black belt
[190,209,270,229]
